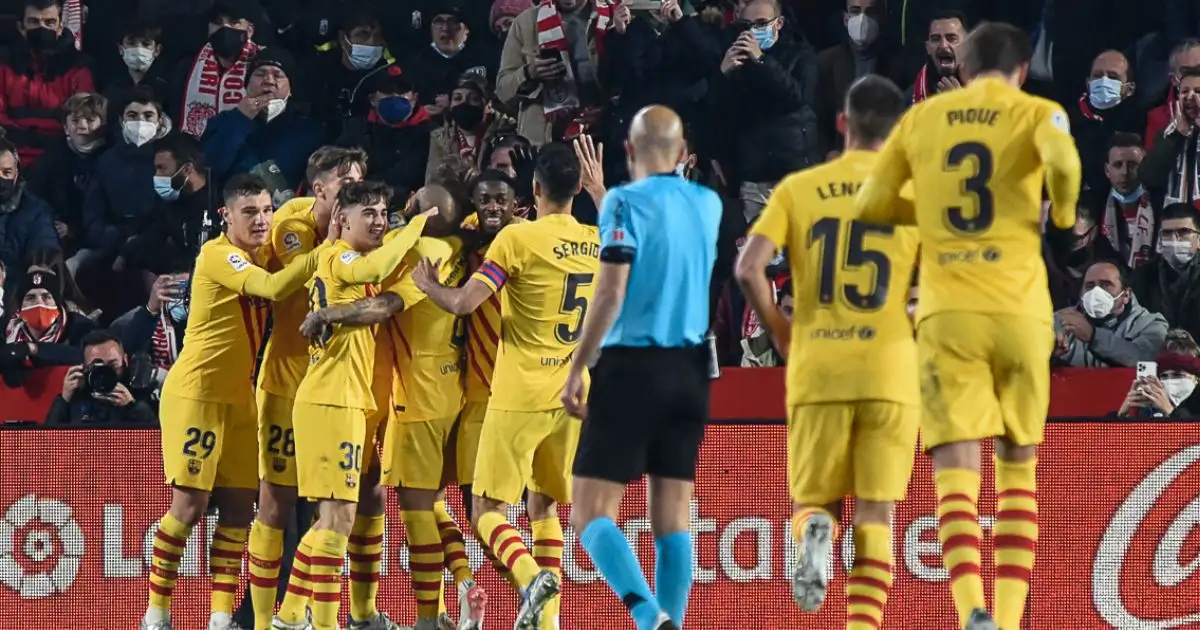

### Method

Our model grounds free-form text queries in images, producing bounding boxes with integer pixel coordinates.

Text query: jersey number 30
[944,141,995,234]
[556,273,594,344]
[810,218,893,311]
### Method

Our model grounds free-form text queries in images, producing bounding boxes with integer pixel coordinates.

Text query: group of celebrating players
[135,16,1072,630]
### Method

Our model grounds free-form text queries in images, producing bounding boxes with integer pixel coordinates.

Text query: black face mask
[0,178,17,201]
[209,26,248,59]
[450,103,485,130]
[25,27,58,52]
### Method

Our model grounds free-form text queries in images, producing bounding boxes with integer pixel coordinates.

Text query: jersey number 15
[810,217,894,312]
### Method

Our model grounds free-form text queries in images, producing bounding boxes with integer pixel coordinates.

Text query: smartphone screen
[538,48,561,61]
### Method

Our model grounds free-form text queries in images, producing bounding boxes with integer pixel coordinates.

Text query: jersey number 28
[810,218,894,311]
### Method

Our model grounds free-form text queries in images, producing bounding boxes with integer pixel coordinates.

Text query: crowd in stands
[2,0,1200,422]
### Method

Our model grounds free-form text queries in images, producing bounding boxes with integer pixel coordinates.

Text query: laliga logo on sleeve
[0,494,84,598]
[1092,445,1200,627]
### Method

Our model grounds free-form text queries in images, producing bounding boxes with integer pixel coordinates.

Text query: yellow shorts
[788,401,919,505]
[257,390,298,487]
[160,393,258,491]
[382,415,458,490]
[456,401,487,485]
[363,404,389,474]
[474,407,580,505]
[918,312,1053,450]
[292,401,367,502]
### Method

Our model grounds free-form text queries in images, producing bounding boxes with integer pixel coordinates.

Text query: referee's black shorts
[573,345,709,483]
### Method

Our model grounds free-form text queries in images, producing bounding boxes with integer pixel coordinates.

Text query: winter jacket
[0,184,60,295]
[201,108,325,207]
[81,140,159,255]
[0,30,95,165]
[1054,296,1168,367]
[338,111,434,200]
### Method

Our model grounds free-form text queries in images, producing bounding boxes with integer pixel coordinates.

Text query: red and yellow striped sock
[935,467,986,628]
[146,513,192,619]
[308,528,349,630]
[210,525,247,616]
[789,506,840,548]
[532,516,564,624]
[404,510,445,620]
[435,500,474,585]
[482,538,521,592]
[277,537,315,625]
[994,457,1038,630]
[476,510,541,590]
[846,523,893,629]
[248,520,284,630]
[347,513,385,623]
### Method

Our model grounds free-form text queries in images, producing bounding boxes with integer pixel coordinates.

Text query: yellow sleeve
[856,110,914,224]
[470,225,518,292]
[747,181,791,251]
[330,216,428,284]
[208,242,328,301]
[272,218,318,266]
[1034,104,1082,229]
[384,239,456,308]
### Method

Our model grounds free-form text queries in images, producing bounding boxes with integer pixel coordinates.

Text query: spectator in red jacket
[1146,39,1200,150]
[0,0,96,166]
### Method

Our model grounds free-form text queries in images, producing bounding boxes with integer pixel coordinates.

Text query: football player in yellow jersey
[737,76,918,630]
[243,147,368,630]
[143,174,334,630]
[855,23,1081,630]
[273,181,431,630]
[412,143,601,630]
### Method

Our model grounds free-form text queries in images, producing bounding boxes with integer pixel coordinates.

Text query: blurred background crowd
[3,0,1200,423]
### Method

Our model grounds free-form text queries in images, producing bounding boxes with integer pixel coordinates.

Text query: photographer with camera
[45,330,157,424]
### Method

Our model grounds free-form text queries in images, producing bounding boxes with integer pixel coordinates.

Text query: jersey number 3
[944,141,995,234]
[556,272,594,344]
[810,218,893,311]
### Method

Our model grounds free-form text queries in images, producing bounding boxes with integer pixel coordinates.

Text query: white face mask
[1080,286,1118,319]
[1163,377,1197,406]
[122,45,156,72]
[1162,239,1197,269]
[266,97,288,122]
[122,120,157,146]
[847,14,879,47]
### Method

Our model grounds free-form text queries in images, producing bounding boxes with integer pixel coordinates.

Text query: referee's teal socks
[580,517,663,630]
[655,531,693,625]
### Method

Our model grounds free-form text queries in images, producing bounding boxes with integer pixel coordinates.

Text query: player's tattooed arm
[299,294,405,341]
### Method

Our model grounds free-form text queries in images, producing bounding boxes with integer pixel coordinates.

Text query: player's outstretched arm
[333,213,433,285]
[855,110,914,225]
[414,268,494,316]
[218,241,330,302]
[1035,106,1082,229]
[735,234,791,357]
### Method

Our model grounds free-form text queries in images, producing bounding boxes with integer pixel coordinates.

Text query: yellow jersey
[856,77,1081,324]
[751,151,920,406]
[463,217,526,402]
[384,236,468,421]
[258,197,321,398]
[164,234,322,404]
[472,214,600,412]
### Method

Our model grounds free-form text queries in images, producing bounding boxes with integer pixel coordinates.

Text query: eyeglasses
[1161,228,1199,239]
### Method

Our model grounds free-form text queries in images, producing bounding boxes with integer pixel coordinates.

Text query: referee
[561,105,721,630]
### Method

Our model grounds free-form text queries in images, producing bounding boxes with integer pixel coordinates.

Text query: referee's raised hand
[562,365,587,419]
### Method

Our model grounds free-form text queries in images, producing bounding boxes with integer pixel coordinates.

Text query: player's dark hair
[120,18,162,43]
[306,146,368,187]
[1106,132,1143,157]
[961,21,1031,79]
[929,9,968,29]
[152,133,206,171]
[1162,202,1200,230]
[473,169,518,194]
[338,180,393,210]
[533,142,581,205]
[223,173,270,205]
[845,75,905,143]
[80,329,123,352]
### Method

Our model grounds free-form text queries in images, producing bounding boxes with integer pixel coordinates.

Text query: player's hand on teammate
[61,365,84,402]
[326,202,344,243]
[561,366,588,419]
[574,134,606,202]
[937,76,962,92]
[413,257,442,292]
[300,310,331,346]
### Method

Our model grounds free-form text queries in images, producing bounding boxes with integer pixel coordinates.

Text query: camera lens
[85,362,119,394]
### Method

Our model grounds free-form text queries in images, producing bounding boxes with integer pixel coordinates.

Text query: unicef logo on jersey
[982,247,1002,262]
[811,325,876,341]
[0,494,85,598]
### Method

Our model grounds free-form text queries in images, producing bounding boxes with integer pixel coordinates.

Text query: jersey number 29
[810,218,894,311]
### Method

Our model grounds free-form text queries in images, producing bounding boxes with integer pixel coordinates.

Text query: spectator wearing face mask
[427,76,506,182]
[25,92,108,260]
[490,0,534,50]
[404,0,498,119]
[1118,329,1200,419]
[75,87,169,282]
[1,270,96,383]
[0,138,60,298]
[1142,68,1200,207]
[1132,203,1200,337]
[0,0,96,167]
[126,134,215,277]
[202,47,324,207]
[118,272,189,394]
[101,20,170,112]
[710,0,819,223]
[1053,260,1167,368]
[168,3,260,139]
[1044,190,1121,310]
[908,10,967,104]
[300,3,395,142]
[1145,39,1200,150]
[815,0,902,156]
[1097,133,1155,269]
[1074,50,1145,195]
[338,68,434,200]
[45,329,158,424]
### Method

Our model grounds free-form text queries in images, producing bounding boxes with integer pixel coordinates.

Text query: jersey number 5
[810,218,893,311]
[944,141,995,234]
[556,272,594,344]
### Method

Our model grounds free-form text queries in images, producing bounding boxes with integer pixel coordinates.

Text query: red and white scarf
[5,310,65,344]
[454,125,484,160]
[180,42,258,138]
[150,312,179,370]
[535,0,612,117]
[1102,190,1155,269]
[912,64,931,103]
[63,0,82,50]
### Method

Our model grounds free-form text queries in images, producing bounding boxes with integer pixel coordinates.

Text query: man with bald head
[1074,49,1146,193]
[561,105,721,630]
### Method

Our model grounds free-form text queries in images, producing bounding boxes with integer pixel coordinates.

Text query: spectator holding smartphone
[1118,329,1200,418]
[45,329,158,424]
[118,273,189,394]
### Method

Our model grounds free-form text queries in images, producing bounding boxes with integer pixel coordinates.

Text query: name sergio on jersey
[553,240,601,260]
[810,324,878,341]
